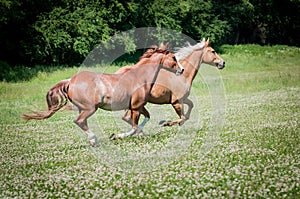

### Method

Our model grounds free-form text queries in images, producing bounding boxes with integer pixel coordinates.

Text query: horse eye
[212,50,216,54]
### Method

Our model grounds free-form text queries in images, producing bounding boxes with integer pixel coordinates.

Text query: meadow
[0,45,299,198]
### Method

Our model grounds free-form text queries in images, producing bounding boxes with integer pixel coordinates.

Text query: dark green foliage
[213,0,300,45]
[0,62,66,82]
[0,0,299,67]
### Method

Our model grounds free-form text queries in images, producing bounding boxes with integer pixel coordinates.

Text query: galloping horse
[22,44,182,146]
[121,39,225,131]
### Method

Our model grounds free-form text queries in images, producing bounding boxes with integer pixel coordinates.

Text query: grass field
[0,45,299,198]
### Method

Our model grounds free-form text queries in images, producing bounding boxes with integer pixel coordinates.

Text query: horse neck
[134,55,163,82]
[181,49,204,84]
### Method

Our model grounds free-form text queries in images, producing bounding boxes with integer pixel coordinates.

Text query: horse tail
[22,79,70,121]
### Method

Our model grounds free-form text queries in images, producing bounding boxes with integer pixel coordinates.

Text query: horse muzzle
[175,61,184,75]
[217,61,225,69]
[176,68,184,75]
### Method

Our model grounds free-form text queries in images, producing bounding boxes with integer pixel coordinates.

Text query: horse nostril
[176,68,184,76]
[217,61,225,69]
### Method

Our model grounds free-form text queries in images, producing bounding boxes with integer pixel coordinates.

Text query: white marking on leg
[118,128,136,139]
[137,117,150,133]
[86,130,95,138]
[86,130,98,146]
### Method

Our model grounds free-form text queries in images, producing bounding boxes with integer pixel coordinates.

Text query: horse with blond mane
[120,39,225,134]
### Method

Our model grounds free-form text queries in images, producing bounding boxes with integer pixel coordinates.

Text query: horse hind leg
[183,98,194,121]
[122,109,132,125]
[160,101,186,127]
[74,108,99,146]
[170,98,194,126]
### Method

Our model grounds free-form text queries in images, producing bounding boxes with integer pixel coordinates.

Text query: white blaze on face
[174,54,184,73]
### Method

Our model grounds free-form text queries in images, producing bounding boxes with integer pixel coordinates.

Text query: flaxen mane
[175,41,206,61]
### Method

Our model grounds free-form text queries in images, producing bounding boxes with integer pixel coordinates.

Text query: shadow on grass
[0,61,73,82]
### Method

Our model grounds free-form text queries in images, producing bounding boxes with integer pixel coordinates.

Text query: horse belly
[99,91,131,111]
[100,101,130,111]
[149,76,189,104]
[149,85,172,104]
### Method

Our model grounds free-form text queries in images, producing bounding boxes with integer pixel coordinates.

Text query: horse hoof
[137,131,145,138]
[159,120,167,126]
[89,138,99,147]
[159,120,172,126]
[109,133,116,140]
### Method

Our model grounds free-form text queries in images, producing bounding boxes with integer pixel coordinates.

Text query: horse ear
[159,42,164,48]
[206,38,210,46]
[165,42,170,49]
[202,38,205,42]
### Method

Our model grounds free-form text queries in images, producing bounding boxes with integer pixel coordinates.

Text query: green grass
[0,45,299,198]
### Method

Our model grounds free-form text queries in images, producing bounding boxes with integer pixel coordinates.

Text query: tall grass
[219,45,300,93]
[0,45,299,198]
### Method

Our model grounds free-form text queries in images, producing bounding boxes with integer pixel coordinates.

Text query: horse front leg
[160,101,186,126]
[110,109,141,140]
[136,107,150,137]
[121,108,150,137]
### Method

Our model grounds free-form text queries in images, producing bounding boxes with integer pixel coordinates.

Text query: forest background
[0,0,299,68]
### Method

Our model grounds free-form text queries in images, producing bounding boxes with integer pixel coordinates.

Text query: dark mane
[115,43,172,75]
[139,43,170,60]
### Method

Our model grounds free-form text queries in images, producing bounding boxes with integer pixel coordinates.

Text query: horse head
[140,43,184,75]
[202,38,225,69]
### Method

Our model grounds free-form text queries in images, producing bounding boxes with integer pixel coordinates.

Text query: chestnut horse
[121,39,225,133]
[22,44,182,146]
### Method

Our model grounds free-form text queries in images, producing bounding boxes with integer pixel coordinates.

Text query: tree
[213,0,300,45]
[0,0,299,66]
[0,0,65,64]
[31,0,130,65]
